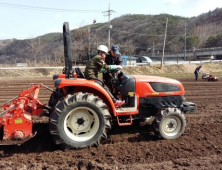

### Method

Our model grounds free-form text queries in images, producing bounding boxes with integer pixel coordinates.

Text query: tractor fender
[53,73,77,80]
[54,78,116,114]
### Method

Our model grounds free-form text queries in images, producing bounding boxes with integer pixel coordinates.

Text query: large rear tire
[48,88,63,108]
[152,108,186,139]
[49,92,111,150]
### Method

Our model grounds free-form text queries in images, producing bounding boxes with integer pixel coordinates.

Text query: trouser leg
[96,80,116,103]
[104,85,117,103]
[195,72,198,81]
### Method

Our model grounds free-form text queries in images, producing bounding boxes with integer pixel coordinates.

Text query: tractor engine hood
[133,75,185,97]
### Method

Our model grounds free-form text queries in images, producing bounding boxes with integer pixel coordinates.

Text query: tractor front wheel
[152,108,186,139]
[49,92,111,150]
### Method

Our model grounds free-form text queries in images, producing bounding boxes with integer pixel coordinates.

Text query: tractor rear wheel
[48,88,63,108]
[49,92,111,150]
[152,108,186,139]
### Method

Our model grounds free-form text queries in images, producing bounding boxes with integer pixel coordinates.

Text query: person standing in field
[194,66,202,81]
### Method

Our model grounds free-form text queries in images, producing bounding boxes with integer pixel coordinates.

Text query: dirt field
[0,64,222,170]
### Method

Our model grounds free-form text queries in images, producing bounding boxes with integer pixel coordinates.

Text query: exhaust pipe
[62,22,74,79]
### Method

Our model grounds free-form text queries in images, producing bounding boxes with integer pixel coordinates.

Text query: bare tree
[72,40,86,65]
[169,39,184,63]
[53,45,64,65]
[189,23,222,47]
[120,39,136,65]
[23,38,42,66]
[71,21,94,63]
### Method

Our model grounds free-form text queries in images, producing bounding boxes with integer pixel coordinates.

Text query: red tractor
[0,22,196,150]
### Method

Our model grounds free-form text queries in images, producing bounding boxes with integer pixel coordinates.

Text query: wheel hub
[77,117,84,126]
[167,121,175,129]
[68,110,93,131]
[163,117,178,133]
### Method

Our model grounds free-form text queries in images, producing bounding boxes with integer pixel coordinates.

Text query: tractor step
[115,96,138,115]
[117,115,132,126]
[116,107,137,112]
[115,107,138,116]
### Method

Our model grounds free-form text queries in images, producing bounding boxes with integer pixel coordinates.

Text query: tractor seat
[75,67,85,78]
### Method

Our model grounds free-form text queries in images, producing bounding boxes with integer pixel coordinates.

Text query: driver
[84,45,124,108]
[103,45,122,88]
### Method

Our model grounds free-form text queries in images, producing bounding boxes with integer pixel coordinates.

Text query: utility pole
[103,3,114,48]
[54,52,57,66]
[184,21,187,61]
[161,17,168,68]
[87,27,91,60]
[152,40,155,57]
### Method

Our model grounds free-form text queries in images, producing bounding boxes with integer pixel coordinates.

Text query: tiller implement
[202,73,218,81]
[0,84,48,145]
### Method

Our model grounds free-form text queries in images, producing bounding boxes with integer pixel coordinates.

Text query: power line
[0,2,103,13]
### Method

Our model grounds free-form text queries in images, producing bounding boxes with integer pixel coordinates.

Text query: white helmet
[97,45,108,54]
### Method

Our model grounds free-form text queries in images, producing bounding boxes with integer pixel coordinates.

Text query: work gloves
[109,65,122,70]
[100,65,122,73]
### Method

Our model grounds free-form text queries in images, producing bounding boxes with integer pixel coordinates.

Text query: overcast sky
[0,0,222,40]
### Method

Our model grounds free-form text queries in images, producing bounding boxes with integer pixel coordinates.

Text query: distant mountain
[0,39,13,49]
[1,8,222,65]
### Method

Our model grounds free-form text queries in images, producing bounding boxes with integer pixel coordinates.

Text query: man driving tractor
[84,45,125,108]
[103,45,122,89]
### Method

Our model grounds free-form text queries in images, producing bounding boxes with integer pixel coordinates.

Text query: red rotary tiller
[0,84,47,145]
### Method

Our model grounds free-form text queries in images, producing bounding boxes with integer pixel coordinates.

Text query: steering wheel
[108,68,122,79]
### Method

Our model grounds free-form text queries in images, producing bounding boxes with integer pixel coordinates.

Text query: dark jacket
[105,51,122,65]
[103,51,122,82]
[194,66,201,74]
[84,55,109,79]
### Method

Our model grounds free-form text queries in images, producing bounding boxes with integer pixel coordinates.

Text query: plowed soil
[0,75,222,169]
